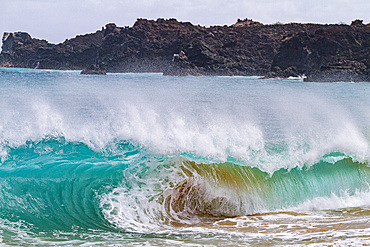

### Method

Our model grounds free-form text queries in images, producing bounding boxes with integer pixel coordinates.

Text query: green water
[0,67,369,245]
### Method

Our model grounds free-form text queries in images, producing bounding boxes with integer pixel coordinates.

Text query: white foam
[0,73,368,172]
[289,189,370,211]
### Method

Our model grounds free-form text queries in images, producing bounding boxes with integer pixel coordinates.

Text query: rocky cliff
[1,18,369,81]
[0,30,103,70]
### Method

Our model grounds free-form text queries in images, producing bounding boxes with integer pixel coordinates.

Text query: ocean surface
[0,67,369,246]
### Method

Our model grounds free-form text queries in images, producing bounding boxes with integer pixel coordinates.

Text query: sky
[1,0,369,44]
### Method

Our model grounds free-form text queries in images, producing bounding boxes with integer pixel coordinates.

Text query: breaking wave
[0,68,369,245]
[0,137,368,234]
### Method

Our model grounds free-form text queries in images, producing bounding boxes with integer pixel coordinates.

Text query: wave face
[0,68,369,245]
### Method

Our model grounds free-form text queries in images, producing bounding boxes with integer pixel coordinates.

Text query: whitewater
[0,67,369,246]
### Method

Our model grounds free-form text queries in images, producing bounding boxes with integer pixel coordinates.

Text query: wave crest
[101,155,370,231]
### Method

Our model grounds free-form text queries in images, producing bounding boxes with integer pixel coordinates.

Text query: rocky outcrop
[0,30,103,70]
[1,18,369,81]
[81,63,106,75]
[163,51,201,76]
[232,18,263,28]
[270,20,369,81]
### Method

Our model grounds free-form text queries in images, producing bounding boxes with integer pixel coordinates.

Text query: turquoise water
[0,67,369,246]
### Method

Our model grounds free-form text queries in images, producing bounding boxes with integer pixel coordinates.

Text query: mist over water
[0,67,369,245]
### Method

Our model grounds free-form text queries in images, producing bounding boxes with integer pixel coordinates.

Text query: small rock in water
[81,64,106,75]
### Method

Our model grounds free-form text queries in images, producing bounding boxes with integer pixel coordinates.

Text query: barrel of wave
[160,157,370,223]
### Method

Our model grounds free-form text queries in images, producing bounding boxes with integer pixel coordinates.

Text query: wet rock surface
[80,63,106,75]
[1,18,369,81]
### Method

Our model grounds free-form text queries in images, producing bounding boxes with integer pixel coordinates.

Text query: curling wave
[0,68,370,245]
[0,136,369,234]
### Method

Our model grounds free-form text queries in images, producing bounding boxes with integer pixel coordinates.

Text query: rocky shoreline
[0,18,369,81]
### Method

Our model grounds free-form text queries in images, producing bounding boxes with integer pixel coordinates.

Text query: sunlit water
[0,67,369,246]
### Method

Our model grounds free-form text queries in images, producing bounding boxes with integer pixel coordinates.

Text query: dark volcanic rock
[271,24,370,81]
[232,18,263,28]
[1,18,369,81]
[1,30,103,70]
[265,66,300,78]
[163,51,200,76]
[81,63,106,75]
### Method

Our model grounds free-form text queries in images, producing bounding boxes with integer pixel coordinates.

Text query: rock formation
[80,63,106,75]
[163,51,200,76]
[1,18,369,81]
[0,30,103,70]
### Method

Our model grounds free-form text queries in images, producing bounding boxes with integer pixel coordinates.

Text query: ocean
[0,67,369,246]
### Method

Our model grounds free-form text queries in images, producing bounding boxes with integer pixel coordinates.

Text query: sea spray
[0,67,369,245]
